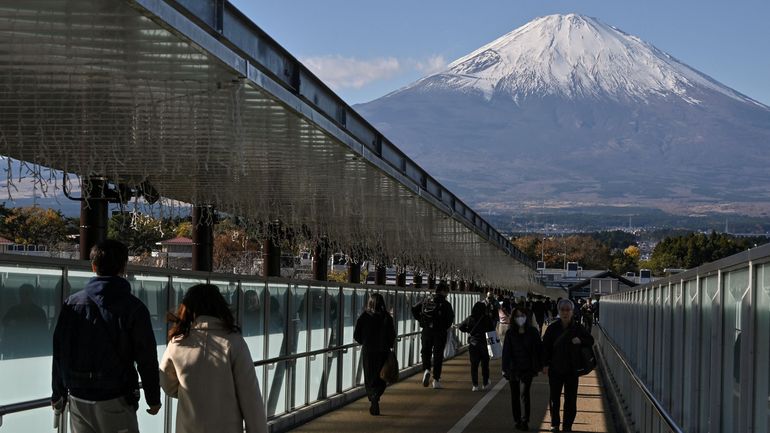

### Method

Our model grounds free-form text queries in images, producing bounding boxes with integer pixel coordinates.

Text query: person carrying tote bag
[458,302,496,391]
[354,293,396,416]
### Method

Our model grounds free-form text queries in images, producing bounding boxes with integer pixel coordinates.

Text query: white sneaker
[422,370,431,387]
[432,380,442,389]
[481,383,489,390]
[471,385,480,392]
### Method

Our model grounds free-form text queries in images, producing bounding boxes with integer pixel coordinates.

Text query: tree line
[2,204,767,276]
[511,230,768,276]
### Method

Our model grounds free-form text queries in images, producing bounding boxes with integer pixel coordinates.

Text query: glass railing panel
[291,355,309,410]
[128,274,170,348]
[240,281,266,341]
[136,387,164,433]
[341,287,356,391]
[66,269,97,295]
[326,287,341,394]
[754,264,770,433]
[287,283,308,410]
[0,405,55,433]
[682,279,698,430]
[168,276,206,311]
[670,282,683,422]
[699,275,717,429]
[209,278,239,310]
[722,267,749,433]
[308,351,325,405]
[0,264,63,407]
[265,283,288,417]
[265,361,287,417]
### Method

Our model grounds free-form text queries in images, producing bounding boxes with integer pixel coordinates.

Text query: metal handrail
[597,324,684,433]
[0,330,430,422]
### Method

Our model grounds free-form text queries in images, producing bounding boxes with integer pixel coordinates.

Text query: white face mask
[514,317,527,326]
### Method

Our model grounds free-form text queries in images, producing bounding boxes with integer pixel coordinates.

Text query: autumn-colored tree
[213,229,261,274]
[2,206,67,248]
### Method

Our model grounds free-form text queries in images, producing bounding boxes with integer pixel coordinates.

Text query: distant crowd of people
[401,285,597,432]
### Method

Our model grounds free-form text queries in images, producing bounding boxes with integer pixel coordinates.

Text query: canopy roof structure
[0,0,547,292]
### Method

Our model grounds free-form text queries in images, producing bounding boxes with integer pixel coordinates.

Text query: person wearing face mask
[458,301,496,391]
[542,299,594,432]
[501,307,543,431]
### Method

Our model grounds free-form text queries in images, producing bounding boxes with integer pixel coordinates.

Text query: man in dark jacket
[52,240,161,433]
[412,282,454,389]
[542,299,594,432]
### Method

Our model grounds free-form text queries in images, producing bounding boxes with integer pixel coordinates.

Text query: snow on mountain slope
[399,14,766,108]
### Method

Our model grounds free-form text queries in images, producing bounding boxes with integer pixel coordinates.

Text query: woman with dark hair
[353,292,396,416]
[159,284,267,433]
[458,301,496,391]
[502,306,543,431]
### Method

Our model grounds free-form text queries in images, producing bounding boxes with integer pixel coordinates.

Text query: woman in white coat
[160,284,267,433]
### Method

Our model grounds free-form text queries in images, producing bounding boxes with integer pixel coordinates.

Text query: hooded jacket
[52,276,160,406]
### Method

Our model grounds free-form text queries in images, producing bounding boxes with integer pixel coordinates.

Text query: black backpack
[418,296,444,329]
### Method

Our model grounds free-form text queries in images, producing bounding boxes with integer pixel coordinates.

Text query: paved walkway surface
[289,348,618,433]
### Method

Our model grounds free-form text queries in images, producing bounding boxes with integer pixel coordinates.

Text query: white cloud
[301,54,447,91]
[413,55,447,75]
[302,55,401,90]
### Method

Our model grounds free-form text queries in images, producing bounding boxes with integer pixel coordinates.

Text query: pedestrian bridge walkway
[290,351,617,433]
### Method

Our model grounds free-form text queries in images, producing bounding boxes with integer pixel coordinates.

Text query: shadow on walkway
[288,348,618,433]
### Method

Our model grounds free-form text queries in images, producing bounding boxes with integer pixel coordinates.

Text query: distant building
[568,271,638,298]
[152,236,193,268]
[0,236,12,254]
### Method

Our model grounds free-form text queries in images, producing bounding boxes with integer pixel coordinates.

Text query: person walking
[412,282,455,389]
[353,292,396,415]
[458,301,496,391]
[52,240,161,433]
[581,300,594,332]
[496,296,511,342]
[159,284,267,433]
[502,307,542,431]
[542,299,595,432]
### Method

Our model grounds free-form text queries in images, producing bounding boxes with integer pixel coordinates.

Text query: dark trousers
[548,371,579,428]
[362,350,388,402]
[468,344,490,386]
[510,374,533,423]
[421,329,447,380]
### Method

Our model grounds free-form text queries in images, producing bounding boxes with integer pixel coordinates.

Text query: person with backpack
[52,240,161,433]
[353,293,396,415]
[411,282,454,389]
[160,284,267,433]
[458,301,496,391]
[502,307,543,432]
[542,299,594,432]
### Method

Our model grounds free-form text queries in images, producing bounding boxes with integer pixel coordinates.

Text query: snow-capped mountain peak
[408,14,764,107]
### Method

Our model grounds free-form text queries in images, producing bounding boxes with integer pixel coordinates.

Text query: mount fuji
[354,14,770,216]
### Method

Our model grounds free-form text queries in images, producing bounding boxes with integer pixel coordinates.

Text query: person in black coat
[354,292,395,416]
[502,306,543,431]
[458,301,496,391]
[411,283,455,389]
[542,299,595,432]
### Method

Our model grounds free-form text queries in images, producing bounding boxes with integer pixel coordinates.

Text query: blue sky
[230,0,770,106]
